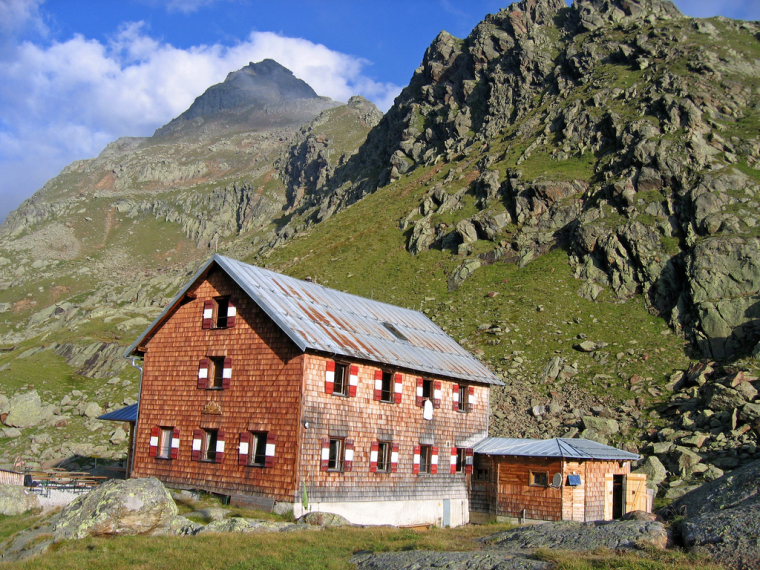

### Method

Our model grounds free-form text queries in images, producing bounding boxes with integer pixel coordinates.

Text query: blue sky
[1,0,758,223]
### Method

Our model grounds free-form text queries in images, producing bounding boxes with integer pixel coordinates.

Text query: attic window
[383,322,408,342]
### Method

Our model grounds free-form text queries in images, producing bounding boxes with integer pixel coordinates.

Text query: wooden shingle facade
[128,255,501,526]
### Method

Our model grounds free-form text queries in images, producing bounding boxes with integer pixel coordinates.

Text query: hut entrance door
[612,475,625,519]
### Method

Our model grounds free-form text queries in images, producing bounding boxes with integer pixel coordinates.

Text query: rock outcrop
[0,485,40,516]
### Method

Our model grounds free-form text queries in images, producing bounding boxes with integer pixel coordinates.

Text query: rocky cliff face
[288,0,760,361]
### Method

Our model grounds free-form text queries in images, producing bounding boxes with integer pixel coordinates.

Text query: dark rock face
[668,459,760,569]
[352,551,552,570]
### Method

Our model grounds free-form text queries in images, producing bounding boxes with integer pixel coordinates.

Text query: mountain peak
[154,59,332,138]
[574,0,681,30]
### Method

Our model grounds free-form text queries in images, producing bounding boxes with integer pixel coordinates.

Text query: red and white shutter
[202,300,214,329]
[171,428,180,459]
[431,446,439,474]
[466,448,474,474]
[222,357,233,389]
[265,434,277,468]
[320,438,330,471]
[413,445,421,475]
[149,426,159,457]
[191,429,203,461]
[391,442,399,473]
[416,377,424,407]
[370,441,379,472]
[452,384,460,411]
[450,447,458,474]
[433,381,442,409]
[344,439,355,471]
[239,432,251,465]
[215,430,226,463]
[394,373,403,404]
[197,358,210,389]
[227,298,237,328]
[373,370,383,401]
[348,365,359,397]
[468,386,476,407]
[325,361,335,394]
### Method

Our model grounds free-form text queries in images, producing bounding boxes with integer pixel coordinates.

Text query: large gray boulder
[483,519,669,551]
[667,459,760,568]
[0,485,40,515]
[52,477,177,540]
[4,391,53,428]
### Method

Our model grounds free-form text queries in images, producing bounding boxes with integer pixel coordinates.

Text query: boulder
[4,391,52,428]
[82,402,103,418]
[353,551,552,569]
[52,477,177,540]
[0,393,9,415]
[0,484,40,515]
[298,511,351,527]
[582,415,619,435]
[701,383,748,411]
[634,456,667,488]
[483,519,669,551]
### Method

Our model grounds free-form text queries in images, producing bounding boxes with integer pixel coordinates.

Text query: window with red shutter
[264,434,276,468]
[192,429,203,461]
[239,431,251,466]
[325,360,336,394]
[416,377,424,407]
[344,439,355,471]
[394,373,403,404]
[320,438,331,471]
[391,442,399,472]
[431,446,439,474]
[466,448,474,474]
[226,298,237,328]
[450,447,458,474]
[149,426,159,458]
[202,300,215,329]
[221,356,233,389]
[452,384,461,411]
[413,445,422,475]
[348,365,359,397]
[215,430,226,463]
[197,358,210,389]
[433,381,442,409]
[170,428,180,459]
[373,370,383,401]
[369,441,379,472]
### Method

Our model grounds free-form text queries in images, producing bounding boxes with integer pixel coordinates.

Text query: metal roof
[473,437,640,461]
[129,254,503,386]
[98,403,138,422]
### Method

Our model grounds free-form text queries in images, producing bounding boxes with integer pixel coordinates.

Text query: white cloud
[0,24,401,222]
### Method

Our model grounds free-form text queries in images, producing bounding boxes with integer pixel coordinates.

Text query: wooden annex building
[471,438,650,522]
[121,254,648,526]
[126,254,502,527]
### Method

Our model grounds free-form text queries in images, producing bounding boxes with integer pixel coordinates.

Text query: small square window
[249,431,268,466]
[455,447,466,473]
[202,428,218,462]
[380,371,393,402]
[333,364,349,396]
[377,441,392,473]
[210,356,226,389]
[158,427,173,459]
[421,379,433,399]
[328,437,344,471]
[419,444,432,474]
[530,471,549,487]
[215,297,230,328]
[458,384,470,412]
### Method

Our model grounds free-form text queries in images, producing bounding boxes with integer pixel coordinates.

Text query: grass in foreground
[0,512,726,570]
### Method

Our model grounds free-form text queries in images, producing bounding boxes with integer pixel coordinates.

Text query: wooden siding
[582,459,630,521]
[297,353,490,504]
[492,456,564,521]
[131,269,304,502]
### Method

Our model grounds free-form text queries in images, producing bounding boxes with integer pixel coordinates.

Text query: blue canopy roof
[98,403,138,422]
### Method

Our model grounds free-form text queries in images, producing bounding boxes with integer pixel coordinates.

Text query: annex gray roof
[473,437,640,461]
[128,254,502,386]
[97,403,138,422]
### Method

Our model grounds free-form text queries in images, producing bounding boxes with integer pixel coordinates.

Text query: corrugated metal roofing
[473,437,640,461]
[129,255,503,386]
[98,403,138,422]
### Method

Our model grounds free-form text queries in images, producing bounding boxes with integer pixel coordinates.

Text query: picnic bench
[24,469,108,496]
